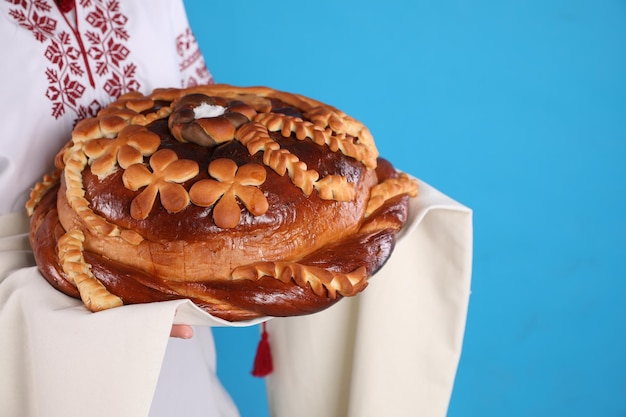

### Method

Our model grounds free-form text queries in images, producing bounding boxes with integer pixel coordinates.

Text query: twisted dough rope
[25,170,61,216]
[57,228,123,311]
[63,122,124,237]
[365,173,419,217]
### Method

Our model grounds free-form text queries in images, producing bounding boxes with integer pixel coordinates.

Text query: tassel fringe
[251,321,273,377]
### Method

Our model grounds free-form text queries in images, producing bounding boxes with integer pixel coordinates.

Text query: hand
[170,324,194,339]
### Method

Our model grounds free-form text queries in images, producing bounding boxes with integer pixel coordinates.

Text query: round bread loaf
[27,84,418,321]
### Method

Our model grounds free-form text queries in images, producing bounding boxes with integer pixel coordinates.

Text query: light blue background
[184,1,626,416]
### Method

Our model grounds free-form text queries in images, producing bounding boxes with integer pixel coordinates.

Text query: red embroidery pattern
[6,0,140,121]
[176,27,212,87]
[7,0,56,43]
[83,1,140,98]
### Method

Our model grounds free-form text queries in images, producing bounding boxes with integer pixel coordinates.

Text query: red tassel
[251,322,273,377]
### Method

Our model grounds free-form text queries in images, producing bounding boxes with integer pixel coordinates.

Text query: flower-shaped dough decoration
[84,124,161,179]
[123,149,199,220]
[189,159,269,229]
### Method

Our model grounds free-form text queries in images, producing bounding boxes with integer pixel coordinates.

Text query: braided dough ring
[28,84,418,321]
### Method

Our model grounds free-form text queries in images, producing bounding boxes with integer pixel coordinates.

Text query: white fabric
[266,181,473,417]
[0,264,259,417]
[149,327,240,417]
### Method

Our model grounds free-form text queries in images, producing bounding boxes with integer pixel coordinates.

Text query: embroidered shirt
[0,0,213,213]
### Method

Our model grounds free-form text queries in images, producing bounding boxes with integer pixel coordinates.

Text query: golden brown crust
[28,84,418,321]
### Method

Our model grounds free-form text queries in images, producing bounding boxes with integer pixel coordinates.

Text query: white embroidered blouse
[0,0,213,214]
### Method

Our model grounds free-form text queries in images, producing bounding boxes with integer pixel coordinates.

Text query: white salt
[193,102,226,119]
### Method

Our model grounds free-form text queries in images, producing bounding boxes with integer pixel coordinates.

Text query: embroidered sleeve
[175,26,213,87]
[169,2,213,87]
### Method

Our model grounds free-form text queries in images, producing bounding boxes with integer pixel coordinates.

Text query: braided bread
[28,84,417,321]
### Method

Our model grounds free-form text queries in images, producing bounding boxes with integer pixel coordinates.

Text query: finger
[170,324,194,339]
